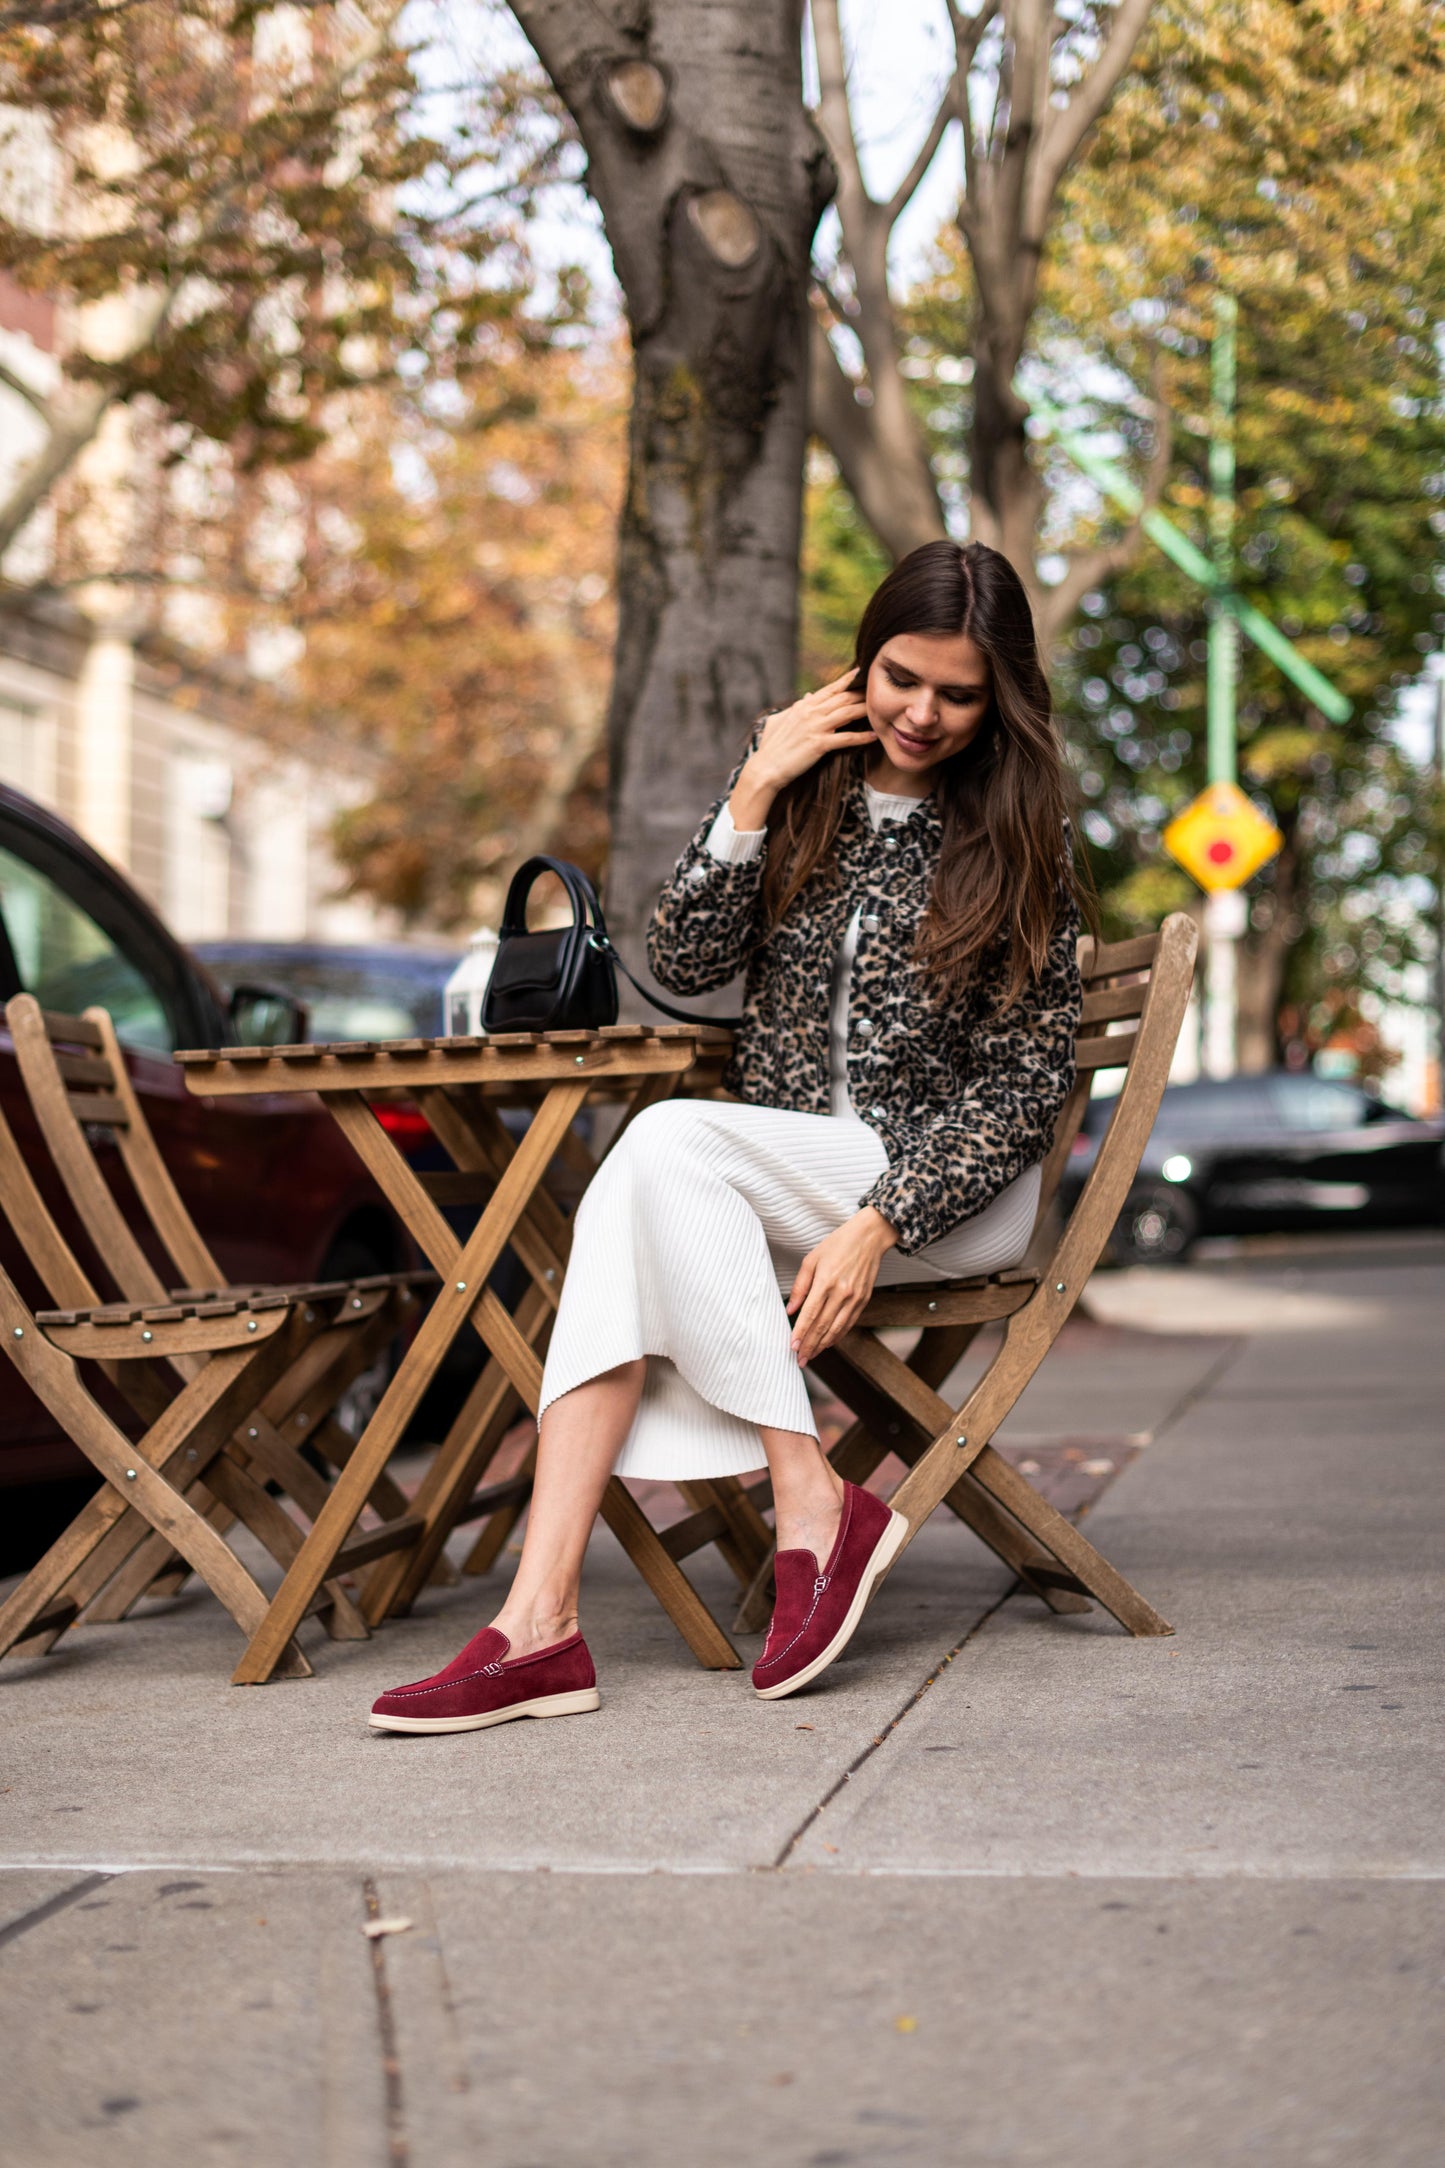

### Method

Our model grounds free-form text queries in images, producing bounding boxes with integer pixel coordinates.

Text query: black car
[1064,1070,1445,1264]
[192,939,463,1044]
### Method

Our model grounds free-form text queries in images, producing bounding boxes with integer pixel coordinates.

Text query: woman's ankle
[490,1606,579,1658]
[773,1480,845,1569]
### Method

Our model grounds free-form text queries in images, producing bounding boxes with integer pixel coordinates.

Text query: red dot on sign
[1206,839,1235,865]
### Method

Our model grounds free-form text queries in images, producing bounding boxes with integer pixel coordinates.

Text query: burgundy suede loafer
[368,1627,599,1734]
[752,1481,908,1701]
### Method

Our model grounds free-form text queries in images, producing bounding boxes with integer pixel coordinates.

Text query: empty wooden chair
[0,1089,425,1677]
[4,993,432,1621]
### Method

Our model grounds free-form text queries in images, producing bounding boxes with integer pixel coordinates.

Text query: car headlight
[1160,1153,1193,1183]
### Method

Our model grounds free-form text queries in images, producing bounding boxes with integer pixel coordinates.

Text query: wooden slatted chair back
[5,993,222,1306]
[0,1088,101,1317]
[1022,917,1197,1270]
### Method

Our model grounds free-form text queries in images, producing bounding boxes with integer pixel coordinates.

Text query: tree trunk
[509,1,832,1007]
[968,319,1044,601]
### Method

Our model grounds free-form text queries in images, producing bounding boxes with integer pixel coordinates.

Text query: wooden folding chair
[0,994,429,1658]
[0,1092,425,1677]
[3,993,443,1610]
[604,912,1199,1656]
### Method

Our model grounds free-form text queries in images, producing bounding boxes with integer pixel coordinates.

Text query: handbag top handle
[497,855,607,940]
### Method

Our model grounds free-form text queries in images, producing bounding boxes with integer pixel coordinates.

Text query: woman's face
[864,631,992,778]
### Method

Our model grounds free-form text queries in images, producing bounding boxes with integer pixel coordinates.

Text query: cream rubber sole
[368,1687,600,1735]
[754,1508,910,1701]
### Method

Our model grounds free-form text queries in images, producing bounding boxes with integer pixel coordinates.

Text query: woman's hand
[785,1206,900,1366]
[728,671,875,830]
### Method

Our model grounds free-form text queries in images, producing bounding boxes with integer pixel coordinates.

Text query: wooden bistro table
[176,1023,735,1684]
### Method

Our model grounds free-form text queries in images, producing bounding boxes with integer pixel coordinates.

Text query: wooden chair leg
[733,1544,776,1636]
[966,1445,1171,1635]
[599,1478,741,1670]
[811,1348,1093,1619]
[361,1284,554,1622]
[831,1327,1170,1636]
[677,1478,771,1591]
[81,1293,422,1621]
[0,1365,314,1679]
[462,1439,535,1576]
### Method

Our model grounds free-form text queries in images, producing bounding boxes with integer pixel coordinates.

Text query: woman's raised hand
[728,671,874,831]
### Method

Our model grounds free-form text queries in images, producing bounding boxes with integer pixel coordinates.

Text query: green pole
[1207,293,1238,787]
[1023,393,1352,722]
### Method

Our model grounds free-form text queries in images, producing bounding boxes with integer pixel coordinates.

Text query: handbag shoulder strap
[586,930,740,1032]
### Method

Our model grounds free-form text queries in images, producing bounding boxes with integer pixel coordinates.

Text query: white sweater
[704,780,929,1120]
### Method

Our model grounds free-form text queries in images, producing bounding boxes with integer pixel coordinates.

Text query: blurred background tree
[0,0,546,565]
[1034,0,1445,1064]
[282,341,625,928]
[803,0,1445,1069]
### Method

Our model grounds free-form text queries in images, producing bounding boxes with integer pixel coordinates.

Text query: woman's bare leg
[489,1366,843,1656]
[761,1425,845,1569]
[489,1359,645,1657]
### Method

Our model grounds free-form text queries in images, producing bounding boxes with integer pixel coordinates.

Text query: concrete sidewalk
[2,1234,1441,2166]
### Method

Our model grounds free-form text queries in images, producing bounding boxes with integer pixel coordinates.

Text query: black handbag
[481,855,740,1034]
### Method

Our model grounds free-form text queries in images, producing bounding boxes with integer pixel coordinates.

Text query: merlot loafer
[368,1626,599,1734]
[752,1481,908,1701]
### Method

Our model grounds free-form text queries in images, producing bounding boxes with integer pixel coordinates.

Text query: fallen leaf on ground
[895,2016,917,2034]
[795,1723,814,1731]
[363,1917,413,1939]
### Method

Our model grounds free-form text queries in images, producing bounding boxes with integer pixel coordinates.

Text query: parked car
[191,938,462,1158]
[1064,1069,1445,1264]
[0,784,410,1558]
[192,939,462,1043]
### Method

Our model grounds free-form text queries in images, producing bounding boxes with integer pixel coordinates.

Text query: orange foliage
[285,341,627,927]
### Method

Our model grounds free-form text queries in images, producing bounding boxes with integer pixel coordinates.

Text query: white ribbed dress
[536,784,1041,1480]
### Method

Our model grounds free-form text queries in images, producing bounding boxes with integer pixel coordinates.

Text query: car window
[0,842,172,1053]
[1151,1079,1274,1138]
[198,953,453,1041]
[1268,1077,1369,1132]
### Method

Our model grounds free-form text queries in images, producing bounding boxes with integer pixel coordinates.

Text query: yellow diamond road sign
[1162,780,1282,894]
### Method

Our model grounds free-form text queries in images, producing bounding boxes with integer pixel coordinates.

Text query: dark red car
[0,782,407,1553]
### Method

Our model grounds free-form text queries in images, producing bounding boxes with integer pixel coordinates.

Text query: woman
[370,539,1084,1735]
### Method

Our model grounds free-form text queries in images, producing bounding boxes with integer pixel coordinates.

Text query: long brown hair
[762,539,1085,1008]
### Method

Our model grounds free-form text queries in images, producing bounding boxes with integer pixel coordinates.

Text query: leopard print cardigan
[646,726,1082,1256]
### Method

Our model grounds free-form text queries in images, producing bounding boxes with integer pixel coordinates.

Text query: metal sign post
[1204,295,1243,1076]
[1027,326,1351,1080]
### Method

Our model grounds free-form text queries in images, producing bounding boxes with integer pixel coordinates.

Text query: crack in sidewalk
[772,1331,1246,1872]
[769,1584,1018,1870]
[362,1875,410,2165]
